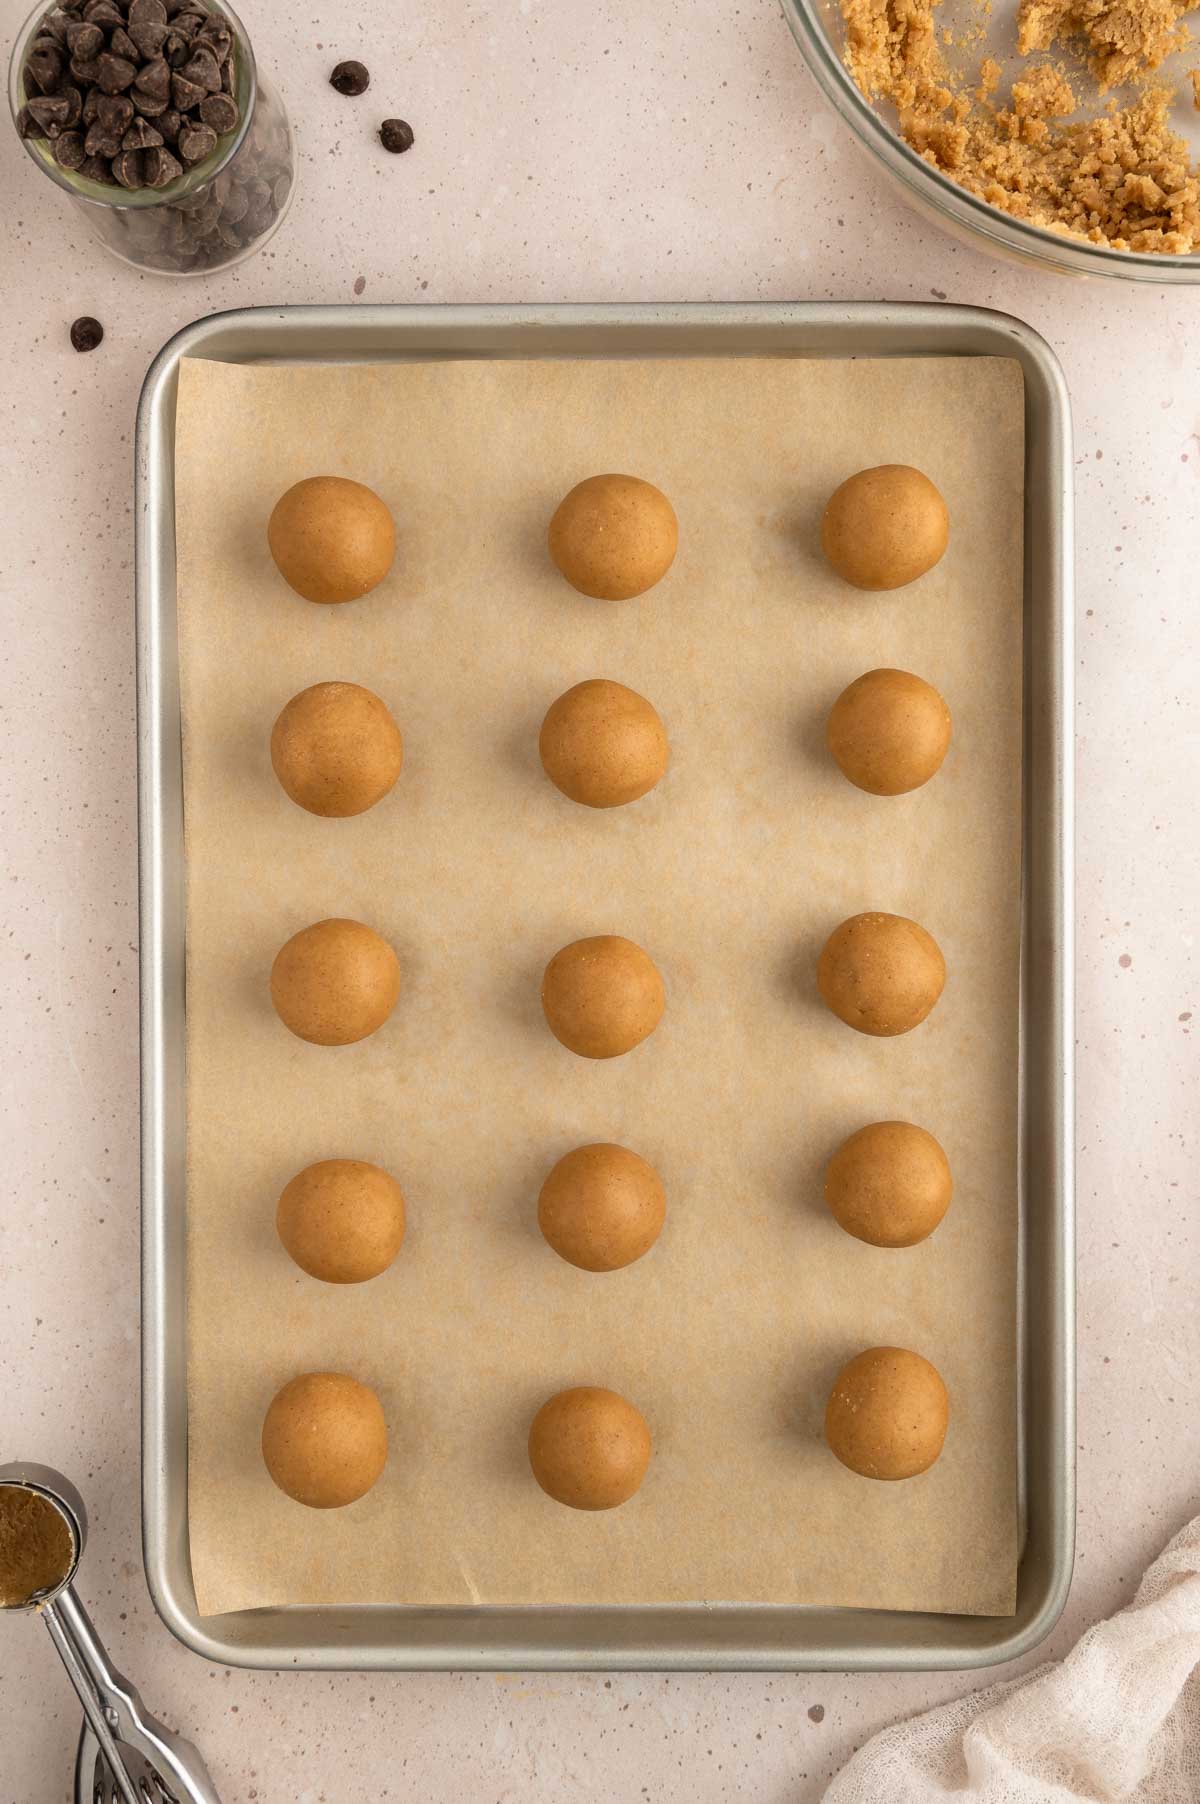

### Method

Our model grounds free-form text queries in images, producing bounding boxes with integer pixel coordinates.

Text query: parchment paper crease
[175,354,1024,1617]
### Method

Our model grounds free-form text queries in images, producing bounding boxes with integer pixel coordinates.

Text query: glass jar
[8,0,294,276]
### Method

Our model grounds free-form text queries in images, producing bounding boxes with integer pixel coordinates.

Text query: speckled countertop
[2,1,1199,1798]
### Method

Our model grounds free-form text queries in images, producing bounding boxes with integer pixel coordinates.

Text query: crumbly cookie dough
[841,0,1200,253]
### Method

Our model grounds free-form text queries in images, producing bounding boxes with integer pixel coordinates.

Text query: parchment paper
[176,353,1024,1618]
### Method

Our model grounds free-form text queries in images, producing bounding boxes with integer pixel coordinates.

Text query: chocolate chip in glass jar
[27,42,65,92]
[112,146,146,187]
[128,17,169,59]
[179,47,221,93]
[143,144,182,186]
[379,117,414,154]
[78,151,111,180]
[95,52,137,94]
[110,25,140,63]
[60,84,83,126]
[16,105,44,138]
[330,59,369,96]
[26,92,72,134]
[122,117,163,148]
[70,316,104,352]
[134,54,171,101]
[83,0,124,25]
[84,119,122,156]
[129,0,169,25]
[54,128,86,168]
[68,52,102,86]
[40,9,72,43]
[65,21,104,60]
[156,106,182,142]
[169,70,204,110]
[198,92,237,133]
[96,91,135,132]
[177,119,216,164]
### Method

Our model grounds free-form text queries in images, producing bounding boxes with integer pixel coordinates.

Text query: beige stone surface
[1,0,1198,1796]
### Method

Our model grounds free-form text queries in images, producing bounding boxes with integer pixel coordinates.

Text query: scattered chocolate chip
[78,152,112,180]
[198,91,237,132]
[54,128,86,168]
[82,0,124,23]
[133,52,170,99]
[177,118,215,163]
[179,46,220,92]
[169,69,203,109]
[156,105,181,141]
[70,316,104,352]
[27,92,72,133]
[96,51,137,92]
[110,24,139,61]
[143,144,182,186]
[122,116,162,148]
[379,117,413,154]
[65,19,104,57]
[96,90,135,130]
[330,59,369,96]
[112,145,146,187]
[27,43,64,92]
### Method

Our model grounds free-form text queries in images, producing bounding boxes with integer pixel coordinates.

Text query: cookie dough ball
[538,1143,666,1272]
[539,679,669,809]
[825,1347,949,1480]
[827,669,951,796]
[270,918,400,1046]
[271,682,404,818]
[817,912,945,1037]
[262,1371,387,1508]
[821,465,949,592]
[277,1158,407,1283]
[548,474,678,600]
[528,1386,652,1510]
[541,935,664,1059]
[825,1122,952,1248]
[267,476,395,605]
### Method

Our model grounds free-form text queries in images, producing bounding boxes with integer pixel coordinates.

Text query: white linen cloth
[825,1513,1200,1802]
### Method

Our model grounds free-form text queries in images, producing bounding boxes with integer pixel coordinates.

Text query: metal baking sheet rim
[136,301,1075,1672]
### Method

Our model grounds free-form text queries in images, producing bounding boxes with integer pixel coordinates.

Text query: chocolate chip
[112,146,146,187]
[330,59,369,96]
[143,144,182,186]
[122,116,161,148]
[179,46,220,92]
[65,19,103,57]
[272,170,291,210]
[128,0,168,23]
[162,29,187,65]
[59,84,83,125]
[84,119,123,156]
[219,182,248,221]
[39,10,73,44]
[78,152,113,181]
[219,56,233,92]
[156,105,181,141]
[54,127,85,167]
[27,43,64,92]
[172,10,204,37]
[81,86,100,122]
[177,119,215,163]
[95,90,134,130]
[134,52,170,99]
[127,15,166,56]
[196,18,231,56]
[131,84,168,115]
[169,70,203,109]
[110,23,139,60]
[198,91,237,132]
[27,92,72,132]
[95,51,137,92]
[379,117,413,154]
[16,105,45,139]
[68,52,101,84]
[82,0,124,23]
[70,316,104,351]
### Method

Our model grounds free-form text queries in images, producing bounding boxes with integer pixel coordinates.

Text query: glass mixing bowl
[780,0,1200,283]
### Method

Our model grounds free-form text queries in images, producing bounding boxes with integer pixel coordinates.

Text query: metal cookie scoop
[0,1463,221,1804]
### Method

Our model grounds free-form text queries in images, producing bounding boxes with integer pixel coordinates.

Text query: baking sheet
[176,353,1024,1618]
